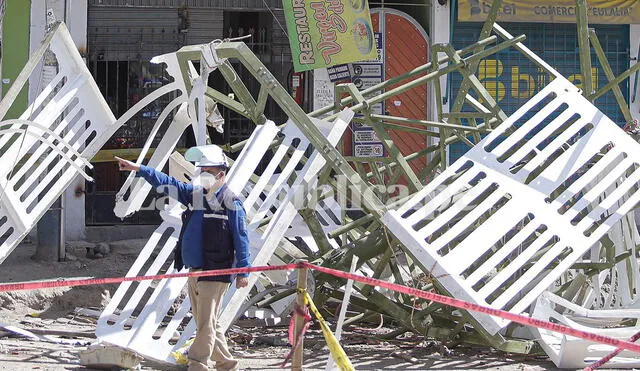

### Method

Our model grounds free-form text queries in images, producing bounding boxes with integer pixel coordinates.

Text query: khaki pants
[187,275,238,371]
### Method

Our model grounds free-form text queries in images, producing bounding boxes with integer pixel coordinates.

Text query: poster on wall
[354,143,384,157]
[351,32,385,158]
[326,64,352,82]
[313,68,336,116]
[283,0,379,72]
[353,130,380,143]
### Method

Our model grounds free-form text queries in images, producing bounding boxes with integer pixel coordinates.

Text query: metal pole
[214,34,505,154]
[0,0,6,99]
[59,191,65,261]
[323,34,526,122]
[588,28,633,123]
[592,61,640,100]
[35,196,62,262]
[292,261,308,371]
[309,35,499,119]
[35,25,64,262]
[576,0,593,99]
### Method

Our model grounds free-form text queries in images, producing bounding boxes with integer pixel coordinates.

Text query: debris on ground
[79,344,144,369]
[0,241,564,370]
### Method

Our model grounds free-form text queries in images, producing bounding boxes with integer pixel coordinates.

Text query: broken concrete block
[64,253,77,261]
[79,344,143,369]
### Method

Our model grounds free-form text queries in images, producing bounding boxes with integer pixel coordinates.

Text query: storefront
[447,0,633,163]
[85,0,293,225]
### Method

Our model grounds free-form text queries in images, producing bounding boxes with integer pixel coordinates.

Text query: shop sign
[327,64,352,82]
[475,59,600,103]
[458,0,640,24]
[283,0,378,72]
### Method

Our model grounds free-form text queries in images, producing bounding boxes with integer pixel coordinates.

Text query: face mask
[192,170,224,196]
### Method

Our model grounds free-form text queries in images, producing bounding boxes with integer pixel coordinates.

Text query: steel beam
[338,83,423,192]
[588,28,633,123]
[309,36,499,119]
[592,61,640,100]
[215,42,388,217]
[448,0,507,135]
[324,35,526,124]
[576,0,594,98]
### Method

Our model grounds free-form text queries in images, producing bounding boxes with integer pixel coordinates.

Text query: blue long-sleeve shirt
[136,165,250,277]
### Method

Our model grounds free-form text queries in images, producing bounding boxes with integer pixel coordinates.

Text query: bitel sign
[459,0,640,24]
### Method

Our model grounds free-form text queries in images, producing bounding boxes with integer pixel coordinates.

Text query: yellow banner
[458,0,640,24]
[283,0,378,72]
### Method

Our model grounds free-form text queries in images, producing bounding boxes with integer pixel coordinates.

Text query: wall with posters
[350,30,386,159]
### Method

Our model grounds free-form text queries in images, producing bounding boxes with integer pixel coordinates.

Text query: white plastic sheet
[382,77,640,335]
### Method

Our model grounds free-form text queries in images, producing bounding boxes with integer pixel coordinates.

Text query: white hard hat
[184,145,229,169]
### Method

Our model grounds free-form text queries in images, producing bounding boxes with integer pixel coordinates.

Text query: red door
[372,8,430,180]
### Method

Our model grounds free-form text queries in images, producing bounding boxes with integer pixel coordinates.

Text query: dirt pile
[0,240,145,323]
[0,288,66,311]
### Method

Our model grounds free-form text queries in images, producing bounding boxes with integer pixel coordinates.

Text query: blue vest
[175,186,239,283]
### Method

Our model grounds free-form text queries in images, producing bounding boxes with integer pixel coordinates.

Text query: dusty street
[0,241,569,370]
[0,330,563,370]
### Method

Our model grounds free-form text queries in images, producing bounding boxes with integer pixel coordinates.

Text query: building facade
[432,0,640,163]
[84,0,293,226]
[2,0,639,241]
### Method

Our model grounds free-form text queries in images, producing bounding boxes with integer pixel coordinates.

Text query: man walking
[115,145,249,371]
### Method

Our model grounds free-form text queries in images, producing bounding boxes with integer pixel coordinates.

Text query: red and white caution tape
[306,263,640,355]
[0,264,297,292]
[2,261,640,357]
[583,329,640,370]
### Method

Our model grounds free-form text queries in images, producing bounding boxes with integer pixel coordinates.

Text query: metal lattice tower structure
[3,0,640,367]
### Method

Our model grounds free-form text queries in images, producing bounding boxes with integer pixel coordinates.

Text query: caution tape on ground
[307,263,640,356]
[170,338,194,365]
[303,289,354,371]
[2,261,640,357]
